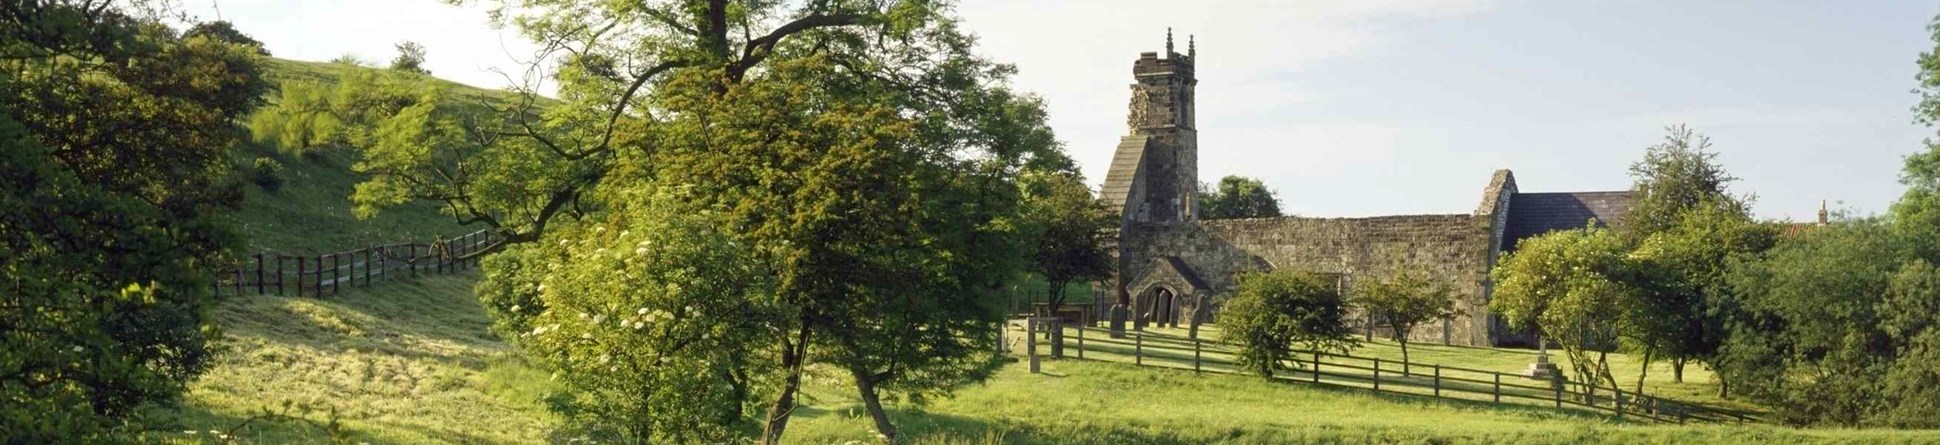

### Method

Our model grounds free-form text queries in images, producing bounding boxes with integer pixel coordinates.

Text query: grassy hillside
[226,58,509,254]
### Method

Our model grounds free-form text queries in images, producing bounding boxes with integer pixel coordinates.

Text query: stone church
[1094,35,1634,347]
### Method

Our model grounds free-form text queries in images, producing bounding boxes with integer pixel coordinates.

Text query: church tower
[1100,29,1199,225]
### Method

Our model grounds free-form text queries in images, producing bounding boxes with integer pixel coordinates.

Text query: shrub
[1220,270,1357,378]
[251,157,284,192]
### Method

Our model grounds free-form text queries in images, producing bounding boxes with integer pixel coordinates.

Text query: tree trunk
[1635,348,1651,396]
[1048,280,1067,358]
[1399,337,1411,377]
[1672,358,1685,383]
[760,325,812,445]
[851,367,898,441]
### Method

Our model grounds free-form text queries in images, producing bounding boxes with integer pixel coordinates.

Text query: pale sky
[184,0,1940,221]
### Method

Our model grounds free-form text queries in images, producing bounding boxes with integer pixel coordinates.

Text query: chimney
[1817,200,1828,225]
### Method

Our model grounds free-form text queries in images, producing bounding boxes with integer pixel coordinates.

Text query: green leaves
[483,187,774,442]
[1199,175,1283,220]
[2,3,269,440]
[1222,270,1356,378]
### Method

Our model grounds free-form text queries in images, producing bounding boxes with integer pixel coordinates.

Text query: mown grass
[786,358,1940,445]
[136,272,559,444]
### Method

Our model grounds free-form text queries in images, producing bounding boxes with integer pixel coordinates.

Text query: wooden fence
[210,229,497,298]
[1029,323,1763,425]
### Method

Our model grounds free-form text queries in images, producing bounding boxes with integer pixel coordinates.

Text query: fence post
[1493,372,1501,403]
[1077,325,1085,359]
[1614,387,1624,420]
[295,256,306,297]
[1372,358,1381,394]
[314,256,324,297]
[1027,318,1040,374]
[1676,405,1685,425]
[233,266,244,296]
[255,253,265,295]
[1433,364,1441,398]
[1134,330,1143,366]
[1313,351,1321,383]
[331,254,341,296]
[1193,336,1202,373]
[276,255,285,296]
[1553,375,1563,408]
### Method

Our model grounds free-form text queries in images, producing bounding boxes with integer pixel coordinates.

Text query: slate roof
[1159,256,1210,292]
[1098,135,1151,211]
[1501,191,1635,252]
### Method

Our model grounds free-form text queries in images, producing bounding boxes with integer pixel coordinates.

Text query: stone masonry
[1096,34,1632,346]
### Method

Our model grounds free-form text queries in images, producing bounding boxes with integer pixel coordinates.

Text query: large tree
[1198,175,1282,219]
[1613,125,1765,394]
[299,1,1063,442]
[0,1,269,440]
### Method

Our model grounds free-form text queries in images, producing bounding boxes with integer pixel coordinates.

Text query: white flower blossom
[510,305,521,312]
[637,307,649,315]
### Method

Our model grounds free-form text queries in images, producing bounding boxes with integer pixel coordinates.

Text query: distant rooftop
[1501,191,1635,252]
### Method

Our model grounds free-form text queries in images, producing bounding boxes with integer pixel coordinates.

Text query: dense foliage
[0,1,268,440]
[483,188,776,442]
[1716,221,1940,426]
[1198,175,1282,219]
[1221,270,1356,378]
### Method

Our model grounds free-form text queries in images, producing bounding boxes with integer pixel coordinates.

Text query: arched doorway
[1136,285,1182,329]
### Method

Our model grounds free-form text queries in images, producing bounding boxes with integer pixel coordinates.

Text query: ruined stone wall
[1118,214,1497,346]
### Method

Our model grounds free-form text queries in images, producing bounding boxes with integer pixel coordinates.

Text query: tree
[184,20,268,55]
[1627,200,1774,392]
[1718,221,1928,426]
[1221,270,1357,378]
[1619,125,1739,242]
[1490,226,1636,389]
[1612,125,1763,394]
[483,187,778,442]
[389,40,428,74]
[1019,170,1114,314]
[330,2,1059,442]
[1352,268,1455,376]
[1899,11,1940,256]
[1199,175,1282,219]
[0,2,269,440]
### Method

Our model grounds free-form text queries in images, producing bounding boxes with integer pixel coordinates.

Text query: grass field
[784,358,1940,445]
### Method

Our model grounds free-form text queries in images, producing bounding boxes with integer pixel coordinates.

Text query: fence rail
[211,229,497,298]
[1023,322,1762,425]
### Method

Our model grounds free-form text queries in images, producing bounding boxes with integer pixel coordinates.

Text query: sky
[183,0,1940,221]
